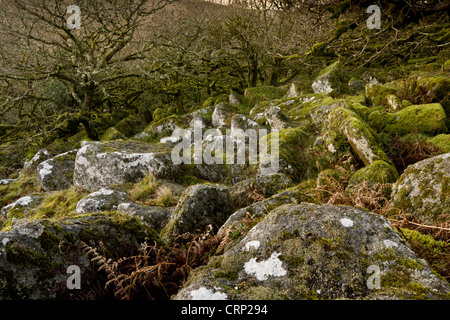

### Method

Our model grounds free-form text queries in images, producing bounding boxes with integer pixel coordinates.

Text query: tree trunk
[81,87,99,140]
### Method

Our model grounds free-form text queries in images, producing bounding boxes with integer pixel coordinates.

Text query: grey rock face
[23,149,52,170]
[161,184,234,240]
[311,61,348,94]
[0,214,156,299]
[37,149,78,191]
[175,203,450,300]
[390,152,450,225]
[229,173,294,208]
[117,202,172,230]
[229,92,241,106]
[230,114,263,134]
[73,140,181,191]
[76,188,130,214]
[212,103,234,128]
[219,188,309,234]
[264,106,292,130]
[286,83,298,98]
[1,194,44,218]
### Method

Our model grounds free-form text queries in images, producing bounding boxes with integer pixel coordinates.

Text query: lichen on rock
[73,140,182,191]
[175,203,450,300]
[37,149,78,192]
[160,184,234,242]
[389,152,450,225]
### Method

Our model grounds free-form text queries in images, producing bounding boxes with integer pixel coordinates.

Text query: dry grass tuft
[154,186,178,207]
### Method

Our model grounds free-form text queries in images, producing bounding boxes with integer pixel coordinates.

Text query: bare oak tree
[0,0,175,140]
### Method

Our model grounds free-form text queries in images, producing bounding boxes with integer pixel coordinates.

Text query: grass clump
[31,187,88,220]
[153,186,178,207]
[0,172,42,208]
[129,172,160,205]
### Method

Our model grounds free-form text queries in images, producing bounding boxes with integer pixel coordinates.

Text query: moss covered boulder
[37,150,78,192]
[73,140,182,191]
[365,83,397,107]
[231,114,263,134]
[428,134,450,153]
[100,127,126,141]
[264,106,292,130]
[136,114,187,141]
[368,103,447,136]
[311,60,349,94]
[212,102,235,128]
[348,160,399,187]
[23,149,52,171]
[160,184,233,242]
[389,153,450,225]
[230,173,294,208]
[258,125,337,182]
[329,107,391,166]
[75,188,130,214]
[117,202,171,230]
[219,188,312,234]
[114,115,143,138]
[1,194,44,219]
[175,203,450,300]
[0,213,158,299]
[415,76,449,106]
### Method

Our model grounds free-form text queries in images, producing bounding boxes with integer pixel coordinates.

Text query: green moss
[177,175,209,187]
[76,211,162,252]
[4,242,60,272]
[400,228,449,282]
[348,160,399,186]
[202,97,215,108]
[444,60,450,72]
[402,100,413,108]
[244,86,286,105]
[100,127,126,141]
[152,108,172,123]
[214,270,238,281]
[427,134,450,152]
[329,106,392,166]
[129,172,160,205]
[0,172,41,209]
[347,101,371,121]
[30,187,88,221]
[365,83,398,106]
[37,229,62,250]
[369,103,447,136]
[310,42,327,55]
[115,115,143,138]
[314,60,350,95]
[416,76,450,103]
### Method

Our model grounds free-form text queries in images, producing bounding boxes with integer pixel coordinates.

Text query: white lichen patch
[0,179,18,185]
[89,188,115,197]
[189,287,228,300]
[15,196,33,206]
[244,251,287,281]
[243,240,261,252]
[39,161,54,177]
[312,77,332,94]
[383,239,399,248]
[1,238,9,246]
[340,218,354,228]
[349,134,376,164]
[160,136,182,144]
[15,222,44,239]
